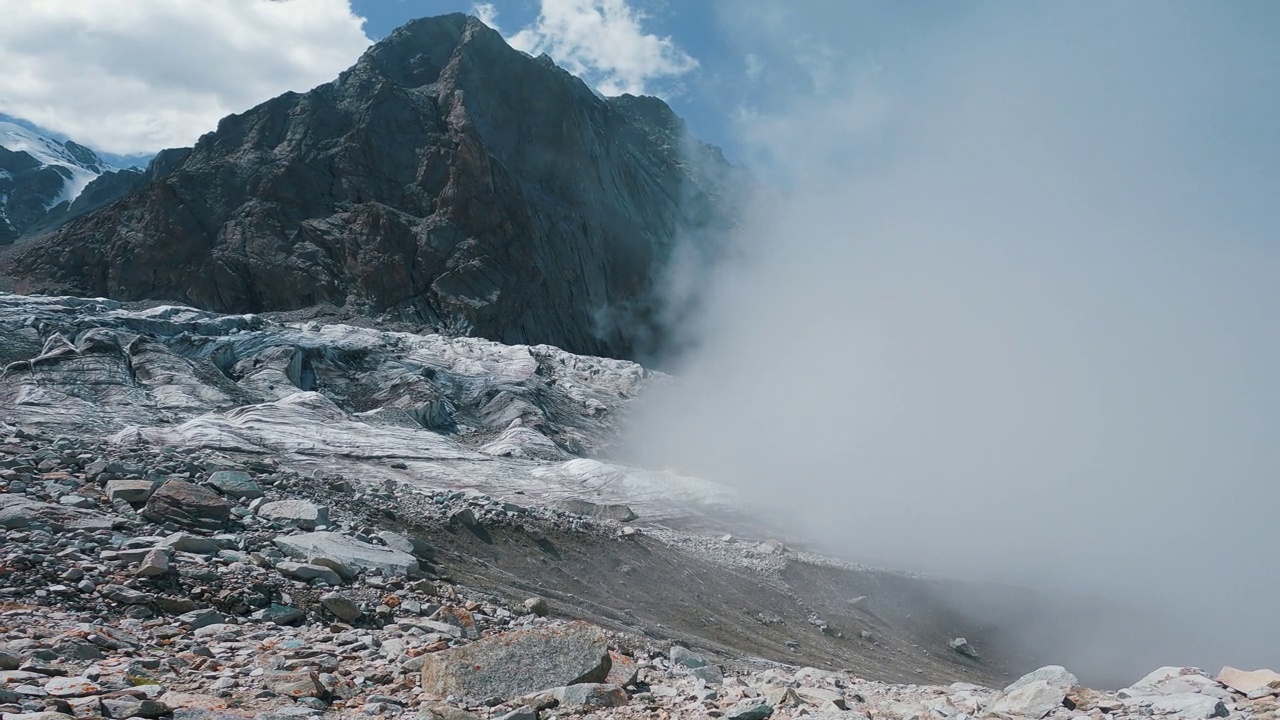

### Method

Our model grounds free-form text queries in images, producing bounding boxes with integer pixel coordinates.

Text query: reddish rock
[605,652,638,687]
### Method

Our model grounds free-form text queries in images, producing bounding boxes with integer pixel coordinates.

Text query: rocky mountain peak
[349,13,490,88]
[5,14,737,361]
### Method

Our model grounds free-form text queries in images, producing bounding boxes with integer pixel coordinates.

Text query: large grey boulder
[1122,667,1231,700]
[1004,665,1079,694]
[1146,694,1229,719]
[273,531,418,575]
[669,645,708,669]
[0,495,44,529]
[0,494,100,531]
[105,478,157,504]
[1217,667,1280,696]
[320,593,362,622]
[141,479,231,530]
[376,530,432,558]
[550,683,628,708]
[276,561,342,586]
[419,622,610,701]
[159,532,218,554]
[206,470,263,499]
[257,499,328,529]
[261,669,324,699]
[988,666,1081,719]
[988,680,1066,719]
[556,499,638,522]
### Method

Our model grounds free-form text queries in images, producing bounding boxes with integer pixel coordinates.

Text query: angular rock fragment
[1148,693,1229,719]
[254,604,304,625]
[274,531,417,575]
[1005,665,1079,694]
[320,592,362,622]
[275,560,342,586]
[551,683,628,708]
[0,495,49,529]
[376,530,432,558]
[669,645,708,669]
[101,698,170,718]
[949,637,980,659]
[605,652,637,687]
[262,669,325,698]
[159,531,218,554]
[135,548,170,577]
[176,608,227,629]
[105,479,156,504]
[419,622,610,701]
[728,701,775,720]
[555,499,637,522]
[257,499,328,529]
[206,470,263,499]
[43,676,101,697]
[523,597,549,617]
[449,508,478,528]
[796,687,846,709]
[1216,667,1280,696]
[691,665,725,684]
[97,584,152,605]
[141,479,231,530]
[988,680,1066,719]
[1122,667,1228,699]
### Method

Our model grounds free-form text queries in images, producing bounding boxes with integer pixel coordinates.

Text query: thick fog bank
[624,1,1279,685]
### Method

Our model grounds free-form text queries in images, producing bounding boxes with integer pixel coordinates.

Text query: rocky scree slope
[0,426,1275,720]
[0,292,1064,687]
[4,13,738,360]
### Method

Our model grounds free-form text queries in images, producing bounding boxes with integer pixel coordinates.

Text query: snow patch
[0,121,114,205]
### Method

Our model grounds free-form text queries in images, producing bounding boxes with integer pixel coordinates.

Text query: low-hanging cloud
[499,0,698,97]
[0,0,372,154]
[625,1,1280,685]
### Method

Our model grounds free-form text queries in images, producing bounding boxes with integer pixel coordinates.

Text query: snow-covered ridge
[0,120,115,206]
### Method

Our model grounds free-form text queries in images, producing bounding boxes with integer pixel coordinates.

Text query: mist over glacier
[622,1,1280,684]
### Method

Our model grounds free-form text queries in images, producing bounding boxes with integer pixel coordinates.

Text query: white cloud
[0,0,372,155]
[508,0,698,97]
[472,3,503,32]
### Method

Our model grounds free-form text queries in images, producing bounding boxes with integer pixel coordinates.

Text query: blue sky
[345,0,980,160]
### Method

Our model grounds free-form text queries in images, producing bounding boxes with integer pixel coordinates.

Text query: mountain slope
[6,14,738,360]
[0,121,128,244]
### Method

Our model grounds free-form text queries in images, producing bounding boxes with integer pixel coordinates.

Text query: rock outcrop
[6,13,738,360]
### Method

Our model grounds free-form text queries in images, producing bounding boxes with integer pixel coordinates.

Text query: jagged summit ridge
[6,13,738,361]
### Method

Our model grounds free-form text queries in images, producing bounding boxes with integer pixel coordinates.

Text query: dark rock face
[8,14,736,360]
[32,167,148,235]
[0,147,77,245]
